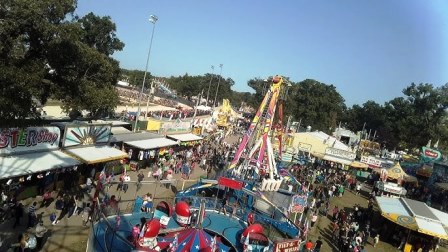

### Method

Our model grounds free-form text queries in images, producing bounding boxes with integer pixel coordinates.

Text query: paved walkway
[0,167,207,252]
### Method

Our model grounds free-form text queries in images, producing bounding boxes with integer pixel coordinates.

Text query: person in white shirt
[35,221,48,249]
[85,177,93,192]
[356,183,362,195]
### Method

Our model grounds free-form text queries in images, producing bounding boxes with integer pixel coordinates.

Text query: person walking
[52,196,64,225]
[41,190,52,208]
[373,234,380,247]
[82,203,92,227]
[27,202,38,228]
[304,240,313,252]
[66,195,76,219]
[13,203,24,229]
[35,221,48,250]
[356,183,362,195]
[314,237,323,252]
[310,212,318,228]
[137,171,144,192]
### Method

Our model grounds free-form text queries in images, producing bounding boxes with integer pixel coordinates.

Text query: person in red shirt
[305,240,313,252]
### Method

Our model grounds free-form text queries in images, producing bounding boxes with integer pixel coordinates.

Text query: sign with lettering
[325,147,356,160]
[360,156,394,168]
[289,195,307,214]
[273,239,301,252]
[421,146,442,162]
[159,119,191,135]
[0,127,60,155]
[63,124,111,147]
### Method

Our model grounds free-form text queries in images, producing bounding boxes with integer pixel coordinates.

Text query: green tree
[0,0,123,121]
[399,83,448,148]
[290,79,345,132]
[77,12,124,56]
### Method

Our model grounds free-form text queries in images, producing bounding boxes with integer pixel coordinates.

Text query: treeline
[123,70,447,151]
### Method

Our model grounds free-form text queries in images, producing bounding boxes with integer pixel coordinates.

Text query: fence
[94,178,200,215]
[91,177,304,241]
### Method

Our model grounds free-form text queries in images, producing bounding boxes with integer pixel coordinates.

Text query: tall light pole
[213,64,223,109]
[133,15,158,132]
[205,65,214,107]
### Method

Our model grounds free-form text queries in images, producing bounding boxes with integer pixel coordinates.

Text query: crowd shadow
[316,226,340,252]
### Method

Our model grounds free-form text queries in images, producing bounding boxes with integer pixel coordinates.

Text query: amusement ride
[88,76,302,252]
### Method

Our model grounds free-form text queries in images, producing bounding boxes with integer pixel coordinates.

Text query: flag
[169,233,178,252]
[210,235,217,252]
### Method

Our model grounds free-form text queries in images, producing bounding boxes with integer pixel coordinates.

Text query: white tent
[196,105,211,111]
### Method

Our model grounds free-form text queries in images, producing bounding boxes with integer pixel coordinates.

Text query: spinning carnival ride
[87,76,300,252]
[229,75,290,191]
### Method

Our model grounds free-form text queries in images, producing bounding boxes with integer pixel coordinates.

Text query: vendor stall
[376,196,448,250]
[374,181,407,197]
[322,147,356,168]
[59,123,128,180]
[167,133,203,147]
[383,163,418,183]
[350,161,369,170]
[125,138,178,150]
[0,126,81,199]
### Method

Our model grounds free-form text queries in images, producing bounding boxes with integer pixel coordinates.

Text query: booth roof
[322,155,352,165]
[167,133,203,142]
[0,151,80,179]
[125,138,178,150]
[376,196,448,239]
[110,126,131,135]
[65,146,127,164]
[109,132,162,143]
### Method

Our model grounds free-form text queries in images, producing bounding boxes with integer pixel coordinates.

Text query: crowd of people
[286,158,446,252]
[116,87,182,109]
[146,108,210,120]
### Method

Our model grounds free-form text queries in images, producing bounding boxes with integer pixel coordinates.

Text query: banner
[159,119,191,135]
[63,124,111,147]
[289,194,307,213]
[0,127,60,155]
[360,156,394,168]
[325,147,356,160]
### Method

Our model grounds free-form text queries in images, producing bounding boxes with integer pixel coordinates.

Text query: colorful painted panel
[63,124,111,147]
[289,195,308,214]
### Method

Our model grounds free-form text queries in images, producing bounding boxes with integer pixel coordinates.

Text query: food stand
[374,181,407,197]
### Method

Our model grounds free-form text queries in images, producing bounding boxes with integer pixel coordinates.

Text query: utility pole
[213,64,223,109]
[205,65,214,107]
[144,79,155,119]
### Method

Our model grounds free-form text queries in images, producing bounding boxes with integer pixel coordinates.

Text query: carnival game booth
[376,196,448,252]
[0,126,81,200]
[122,136,178,171]
[58,123,128,182]
[191,116,213,135]
[350,161,370,181]
[109,131,168,171]
[167,133,203,148]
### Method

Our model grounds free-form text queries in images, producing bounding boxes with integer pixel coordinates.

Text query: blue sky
[76,0,448,106]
